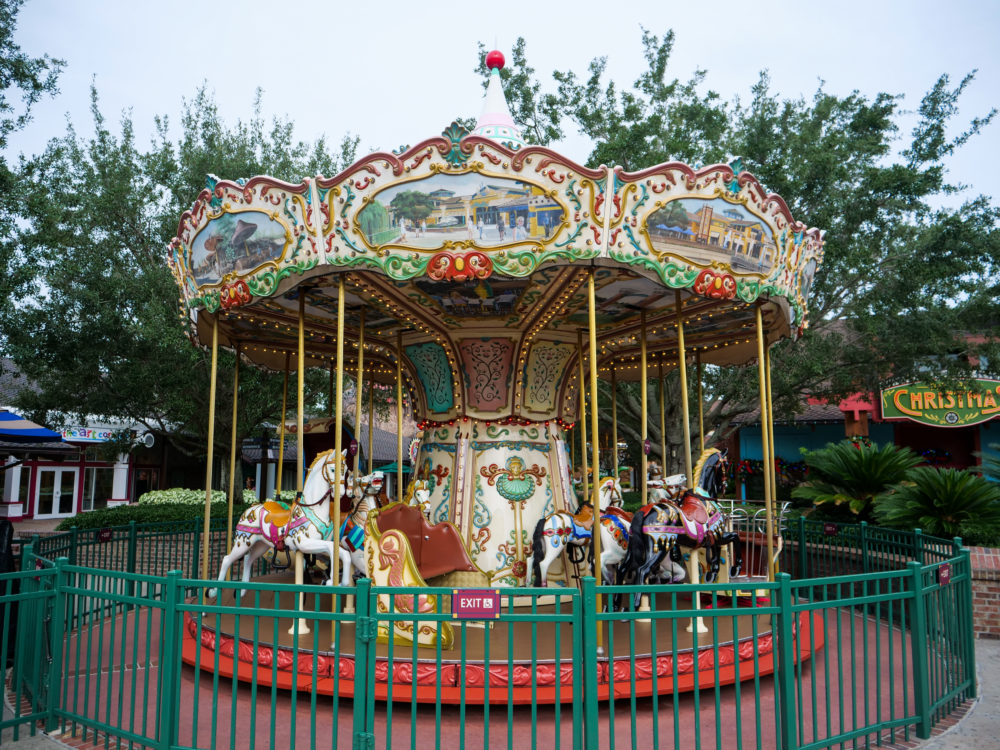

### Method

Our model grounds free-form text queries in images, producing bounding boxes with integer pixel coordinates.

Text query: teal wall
[738,422,896,461]
[981,423,999,481]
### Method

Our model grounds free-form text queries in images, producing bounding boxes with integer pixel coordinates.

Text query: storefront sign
[452,589,501,619]
[880,379,1000,428]
[61,427,115,442]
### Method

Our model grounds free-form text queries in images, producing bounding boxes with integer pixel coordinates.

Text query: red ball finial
[485,50,505,70]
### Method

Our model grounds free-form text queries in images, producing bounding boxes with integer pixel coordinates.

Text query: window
[82,467,115,511]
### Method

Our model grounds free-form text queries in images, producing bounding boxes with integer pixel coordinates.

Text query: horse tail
[620,509,649,581]
[530,517,547,586]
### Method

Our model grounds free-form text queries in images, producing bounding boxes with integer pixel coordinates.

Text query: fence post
[127,521,138,605]
[797,516,807,578]
[191,518,201,580]
[775,573,798,749]
[45,557,69,732]
[908,561,932,739]
[957,543,977,700]
[157,570,183,750]
[859,521,869,575]
[580,576,599,750]
[913,528,923,565]
[353,578,372,749]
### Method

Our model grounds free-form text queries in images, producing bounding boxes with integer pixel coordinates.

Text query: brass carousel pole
[368,371,375,476]
[765,343,778,578]
[291,288,310,634]
[275,353,289,500]
[225,346,240,572]
[696,351,705,452]
[396,331,404,502]
[611,367,619,482]
[328,363,334,419]
[756,304,775,582]
[331,277,346,601]
[658,360,667,477]
[577,331,589,502]
[640,310,648,504]
[587,269,603,647]
[355,310,366,471]
[200,315,219,581]
[675,291,693,484]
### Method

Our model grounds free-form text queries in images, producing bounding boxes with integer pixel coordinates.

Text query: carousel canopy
[167,51,824,427]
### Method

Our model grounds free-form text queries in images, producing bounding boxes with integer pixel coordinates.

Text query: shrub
[874,467,1000,541]
[792,441,921,521]
[56,501,253,530]
[138,488,259,505]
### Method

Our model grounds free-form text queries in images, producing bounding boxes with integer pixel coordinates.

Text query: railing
[0,520,977,749]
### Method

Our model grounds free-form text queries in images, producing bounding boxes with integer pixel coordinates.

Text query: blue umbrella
[0,410,63,443]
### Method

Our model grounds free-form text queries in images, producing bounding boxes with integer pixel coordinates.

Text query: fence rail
[1,519,977,750]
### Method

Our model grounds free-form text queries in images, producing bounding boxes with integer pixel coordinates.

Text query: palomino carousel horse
[618,448,743,608]
[210,449,350,598]
[402,477,433,518]
[529,476,631,586]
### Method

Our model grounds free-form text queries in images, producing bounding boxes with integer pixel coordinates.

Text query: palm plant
[792,441,922,520]
[874,467,1000,540]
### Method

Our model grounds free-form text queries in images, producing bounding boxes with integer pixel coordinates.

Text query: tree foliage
[480,30,1000,473]
[1,84,359,465]
[389,190,435,223]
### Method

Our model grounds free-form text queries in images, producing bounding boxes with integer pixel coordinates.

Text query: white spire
[473,51,527,150]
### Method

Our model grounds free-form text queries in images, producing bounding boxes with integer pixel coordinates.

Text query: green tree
[791,441,921,521]
[2,85,359,475]
[0,0,63,333]
[874,467,1000,543]
[389,190,435,223]
[478,31,1000,475]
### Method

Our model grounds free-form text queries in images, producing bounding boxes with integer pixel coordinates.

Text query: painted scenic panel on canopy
[357,173,564,249]
[644,197,777,275]
[190,211,289,286]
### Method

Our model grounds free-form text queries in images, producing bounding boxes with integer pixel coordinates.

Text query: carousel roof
[167,51,824,426]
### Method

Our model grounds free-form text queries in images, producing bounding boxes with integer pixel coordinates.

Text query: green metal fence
[1,520,977,749]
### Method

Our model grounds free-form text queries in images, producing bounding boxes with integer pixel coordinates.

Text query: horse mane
[692,448,726,496]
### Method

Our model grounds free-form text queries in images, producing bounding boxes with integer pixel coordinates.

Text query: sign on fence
[452,589,501,619]
[97,528,113,543]
[823,522,838,536]
[938,563,952,586]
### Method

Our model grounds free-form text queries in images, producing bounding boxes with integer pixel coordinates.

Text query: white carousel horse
[334,470,386,584]
[403,478,432,518]
[529,477,632,586]
[210,449,350,598]
[617,448,743,609]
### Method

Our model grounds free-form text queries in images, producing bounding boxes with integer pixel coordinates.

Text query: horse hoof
[730,565,741,577]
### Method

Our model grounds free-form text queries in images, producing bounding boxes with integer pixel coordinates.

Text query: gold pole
[640,310,648,503]
[675,291,693,485]
[577,331,588,502]
[225,347,240,564]
[756,305,775,582]
[275,353,289,499]
[611,367,619,481]
[200,315,219,581]
[332,276,346,588]
[765,343,778,577]
[292,292,309,635]
[587,269,603,640]
[696,351,705,452]
[368,372,375,476]
[397,331,404,502]
[355,310,366,470]
[328,363,334,419]
[658,361,667,476]
[570,429,576,483]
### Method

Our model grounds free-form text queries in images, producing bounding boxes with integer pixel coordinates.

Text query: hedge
[56,501,254,530]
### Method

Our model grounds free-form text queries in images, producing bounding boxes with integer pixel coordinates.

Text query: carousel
[170,51,824,702]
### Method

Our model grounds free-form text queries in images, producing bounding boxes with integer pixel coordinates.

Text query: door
[35,468,78,518]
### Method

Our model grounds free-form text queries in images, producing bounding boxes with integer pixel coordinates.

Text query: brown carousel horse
[617,448,743,609]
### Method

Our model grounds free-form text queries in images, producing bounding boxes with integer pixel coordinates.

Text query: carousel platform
[181,573,824,704]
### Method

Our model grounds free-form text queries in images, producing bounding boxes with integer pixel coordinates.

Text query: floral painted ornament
[480,456,546,504]
[693,269,736,300]
[427,251,493,282]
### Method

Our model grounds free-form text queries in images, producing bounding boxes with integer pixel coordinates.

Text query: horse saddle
[675,492,710,525]
[571,503,595,531]
[262,501,293,529]
[603,506,632,525]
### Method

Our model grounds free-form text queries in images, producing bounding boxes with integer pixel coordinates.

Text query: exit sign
[452,589,501,619]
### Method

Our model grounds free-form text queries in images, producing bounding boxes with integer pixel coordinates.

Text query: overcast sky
[7,0,999,207]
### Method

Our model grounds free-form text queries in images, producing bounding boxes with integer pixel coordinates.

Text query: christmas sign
[880,379,1000,428]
